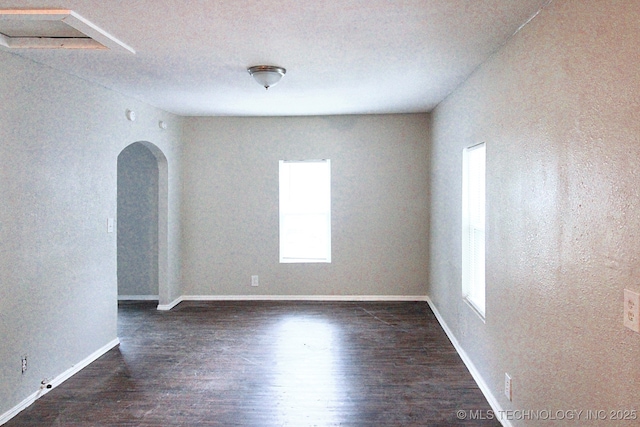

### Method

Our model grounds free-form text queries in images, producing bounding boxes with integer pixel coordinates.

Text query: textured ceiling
[0,0,550,116]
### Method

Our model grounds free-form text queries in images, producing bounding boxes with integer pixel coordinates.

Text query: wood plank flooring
[6,301,500,426]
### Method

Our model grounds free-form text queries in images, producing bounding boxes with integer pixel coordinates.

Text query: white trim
[183,295,429,302]
[157,296,184,311]
[0,338,119,426]
[0,33,9,48]
[64,10,135,53]
[157,295,428,310]
[117,295,159,301]
[425,297,511,427]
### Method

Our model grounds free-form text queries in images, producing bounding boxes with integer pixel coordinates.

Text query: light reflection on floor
[271,316,345,425]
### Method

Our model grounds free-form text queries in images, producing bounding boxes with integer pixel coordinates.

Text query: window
[279,159,331,263]
[462,143,485,317]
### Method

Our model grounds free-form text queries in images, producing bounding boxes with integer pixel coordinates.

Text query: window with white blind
[462,143,486,318]
[279,159,331,263]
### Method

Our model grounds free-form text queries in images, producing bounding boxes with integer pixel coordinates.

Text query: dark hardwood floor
[6,301,500,426]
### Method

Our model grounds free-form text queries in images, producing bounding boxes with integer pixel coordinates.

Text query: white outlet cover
[504,373,512,401]
[623,289,640,333]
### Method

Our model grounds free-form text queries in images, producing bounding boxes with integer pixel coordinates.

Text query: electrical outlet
[504,373,512,401]
[251,275,259,287]
[624,289,640,333]
[21,356,27,374]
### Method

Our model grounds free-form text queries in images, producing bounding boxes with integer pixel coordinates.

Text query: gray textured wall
[181,114,431,297]
[429,0,640,423]
[118,143,159,297]
[0,49,183,418]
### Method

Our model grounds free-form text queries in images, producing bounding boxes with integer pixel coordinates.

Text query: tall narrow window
[279,159,331,263]
[462,143,485,317]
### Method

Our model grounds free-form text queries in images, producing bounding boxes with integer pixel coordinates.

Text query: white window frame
[279,159,331,263]
[462,142,486,318]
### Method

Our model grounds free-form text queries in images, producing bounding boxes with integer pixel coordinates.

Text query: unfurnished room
[0,1,638,426]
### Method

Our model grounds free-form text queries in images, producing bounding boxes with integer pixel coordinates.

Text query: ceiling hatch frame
[0,9,134,54]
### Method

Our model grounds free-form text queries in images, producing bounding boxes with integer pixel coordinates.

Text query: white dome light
[247,65,286,90]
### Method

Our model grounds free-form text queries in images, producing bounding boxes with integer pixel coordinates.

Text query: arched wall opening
[117,141,168,306]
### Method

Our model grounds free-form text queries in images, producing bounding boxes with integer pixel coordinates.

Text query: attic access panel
[0,9,134,53]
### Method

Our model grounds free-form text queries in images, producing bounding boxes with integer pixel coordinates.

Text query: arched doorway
[117,141,168,307]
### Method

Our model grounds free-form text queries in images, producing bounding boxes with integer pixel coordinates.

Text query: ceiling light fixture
[247,65,286,90]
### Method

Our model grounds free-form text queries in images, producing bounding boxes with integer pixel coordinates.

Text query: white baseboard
[157,294,428,310]
[184,294,429,302]
[157,296,184,311]
[118,295,159,301]
[0,338,120,426]
[425,297,511,427]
